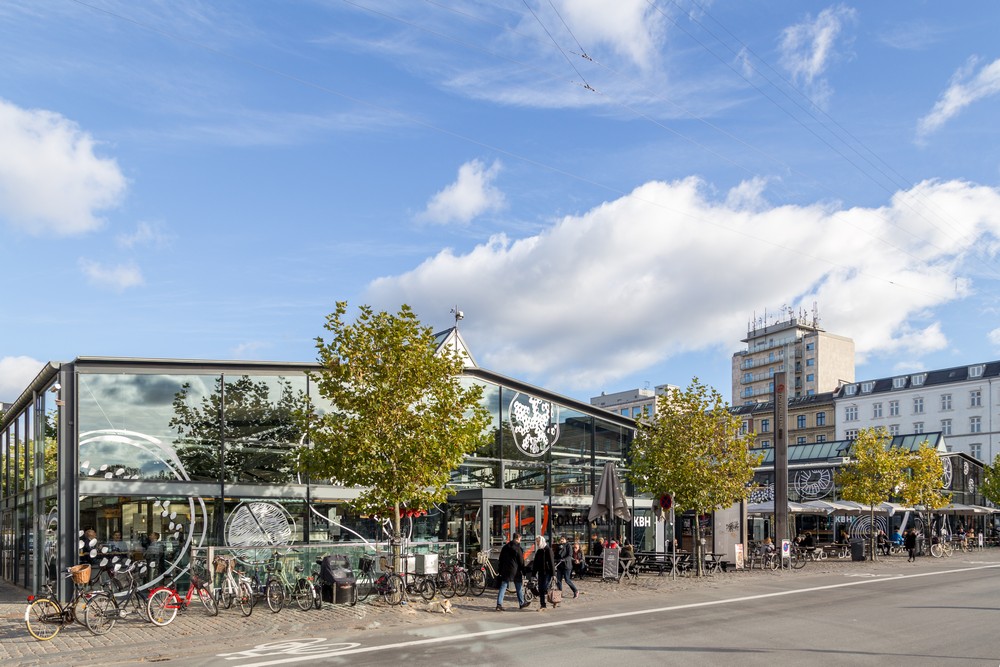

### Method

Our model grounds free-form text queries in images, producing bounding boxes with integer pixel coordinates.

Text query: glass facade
[2,357,638,594]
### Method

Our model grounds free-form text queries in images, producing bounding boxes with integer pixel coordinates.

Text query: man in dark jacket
[555,535,579,598]
[904,528,918,562]
[496,533,529,611]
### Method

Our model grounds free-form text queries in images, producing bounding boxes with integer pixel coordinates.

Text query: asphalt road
[184,559,1000,667]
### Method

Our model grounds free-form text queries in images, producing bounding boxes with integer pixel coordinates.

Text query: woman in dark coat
[496,533,527,611]
[532,535,557,610]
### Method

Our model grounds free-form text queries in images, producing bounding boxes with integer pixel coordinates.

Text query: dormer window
[969,364,984,378]
[911,373,926,386]
[892,377,906,389]
[861,382,874,393]
[844,385,857,396]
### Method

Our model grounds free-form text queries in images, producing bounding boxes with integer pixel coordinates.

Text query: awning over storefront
[799,499,862,515]
[747,500,813,515]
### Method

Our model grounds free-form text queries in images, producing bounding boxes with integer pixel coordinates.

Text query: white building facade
[834,361,1000,463]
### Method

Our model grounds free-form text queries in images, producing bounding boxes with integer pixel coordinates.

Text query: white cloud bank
[917,56,1000,139]
[418,159,505,225]
[367,177,1000,391]
[779,5,857,108]
[0,98,127,235]
[0,356,44,403]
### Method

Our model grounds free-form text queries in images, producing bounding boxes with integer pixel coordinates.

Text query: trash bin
[320,555,357,605]
[915,535,925,557]
[850,538,865,561]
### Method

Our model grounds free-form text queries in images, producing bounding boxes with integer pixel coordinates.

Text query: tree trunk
[869,507,876,561]
[392,501,403,574]
[694,513,703,577]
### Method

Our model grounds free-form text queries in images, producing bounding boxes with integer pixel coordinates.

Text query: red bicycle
[146,564,218,626]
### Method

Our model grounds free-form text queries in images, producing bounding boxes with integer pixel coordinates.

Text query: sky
[2,1,1000,407]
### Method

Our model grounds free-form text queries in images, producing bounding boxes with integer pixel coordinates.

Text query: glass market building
[1,339,648,594]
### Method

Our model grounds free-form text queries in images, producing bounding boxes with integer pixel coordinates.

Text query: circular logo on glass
[508,393,559,457]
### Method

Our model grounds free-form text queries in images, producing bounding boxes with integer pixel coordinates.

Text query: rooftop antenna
[450,306,464,329]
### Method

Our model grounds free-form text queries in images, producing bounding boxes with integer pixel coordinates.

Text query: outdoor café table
[702,553,726,574]
[633,551,668,576]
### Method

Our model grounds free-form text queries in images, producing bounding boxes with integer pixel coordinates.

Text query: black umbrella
[588,461,632,524]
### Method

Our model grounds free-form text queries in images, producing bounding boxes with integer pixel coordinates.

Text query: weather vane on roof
[450,306,464,328]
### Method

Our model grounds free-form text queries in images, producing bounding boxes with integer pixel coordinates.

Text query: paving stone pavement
[2,548,997,665]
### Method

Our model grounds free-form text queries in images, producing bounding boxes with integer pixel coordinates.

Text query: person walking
[496,533,529,612]
[531,535,557,611]
[904,528,918,562]
[555,536,579,599]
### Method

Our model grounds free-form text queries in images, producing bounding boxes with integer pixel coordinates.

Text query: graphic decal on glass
[793,468,832,500]
[225,501,294,563]
[79,429,209,587]
[509,393,559,457]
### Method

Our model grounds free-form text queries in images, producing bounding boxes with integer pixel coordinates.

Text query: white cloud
[418,159,505,225]
[116,221,172,249]
[78,259,144,291]
[0,98,127,235]
[779,5,856,107]
[550,0,664,70]
[917,57,1000,140]
[366,177,1000,392]
[0,355,44,403]
[989,327,1000,350]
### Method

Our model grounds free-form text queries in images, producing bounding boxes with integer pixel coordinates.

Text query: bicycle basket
[69,564,91,585]
[214,556,233,573]
[359,555,375,573]
[475,551,489,565]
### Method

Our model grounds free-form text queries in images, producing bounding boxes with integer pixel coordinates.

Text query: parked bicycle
[930,539,953,558]
[146,561,219,626]
[262,552,319,612]
[213,554,254,617]
[434,555,469,598]
[355,554,405,605]
[84,561,152,635]
[24,565,99,641]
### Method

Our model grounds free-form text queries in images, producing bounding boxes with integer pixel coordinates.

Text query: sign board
[602,547,620,580]
[781,539,791,559]
[734,543,745,570]
[979,533,984,548]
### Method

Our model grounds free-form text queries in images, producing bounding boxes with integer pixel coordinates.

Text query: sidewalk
[2,548,997,665]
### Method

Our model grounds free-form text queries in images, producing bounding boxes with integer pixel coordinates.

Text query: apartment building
[834,360,1000,462]
[590,384,679,420]
[731,392,837,449]
[731,311,854,406]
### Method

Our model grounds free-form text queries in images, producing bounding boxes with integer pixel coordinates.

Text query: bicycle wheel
[265,579,284,613]
[791,550,806,570]
[130,591,152,623]
[356,572,373,602]
[238,582,254,617]
[71,591,90,625]
[453,570,469,597]
[198,583,219,616]
[930,543,942,558]
[25,598,63,641]
[523,584,535,604]
[438,572,456,599]
[84,592,118,635]
[312,581,323,609]
[767,554,779,571]
[468,569,486,596]
[147,589,179,627]
[294,579,313,611]
[418,577,436,601]
[220,580,235,609]
[381,574,405,606]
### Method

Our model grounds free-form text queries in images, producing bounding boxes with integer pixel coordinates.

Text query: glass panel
[488,503,510,552]
[23,410,33,490]
[551,408,590,467]
[464,378,500,458]
[41,398,58,485]
[449,460,500,490]
[515,504,538,551]
[222,375,307,484]
[79,373,222,482]
[595,418,627,466]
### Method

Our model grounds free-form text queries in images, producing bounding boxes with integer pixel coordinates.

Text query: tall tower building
[732,308,854,405]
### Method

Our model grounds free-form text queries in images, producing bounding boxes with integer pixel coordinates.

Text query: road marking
[228,563,1000,666]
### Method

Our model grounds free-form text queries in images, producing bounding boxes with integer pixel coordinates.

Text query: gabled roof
[836,360,1000,397]
[432,327,477,368]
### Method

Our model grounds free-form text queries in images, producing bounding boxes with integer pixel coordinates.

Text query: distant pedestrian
[496,533,529,612]
[555,536,579,599]
[531,536,557,611]
[904,528,918,562]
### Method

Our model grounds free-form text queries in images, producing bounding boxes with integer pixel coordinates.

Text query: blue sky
[3,1,1000,406]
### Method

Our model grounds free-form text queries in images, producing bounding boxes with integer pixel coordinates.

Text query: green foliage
[898,444,951,511]
[295,302,491,539]
[628,378,761,573]
[837,428,909,507]
[979,453,1000,507]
